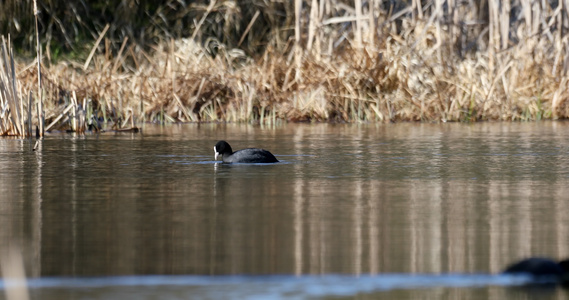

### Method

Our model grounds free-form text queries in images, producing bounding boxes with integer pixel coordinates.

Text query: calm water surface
[1,122,569,299]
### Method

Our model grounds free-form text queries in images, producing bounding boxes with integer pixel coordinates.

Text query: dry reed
[3,0,569,131]
[0,37,30,136]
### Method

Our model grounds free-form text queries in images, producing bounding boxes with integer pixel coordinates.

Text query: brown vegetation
[2,0,569,135]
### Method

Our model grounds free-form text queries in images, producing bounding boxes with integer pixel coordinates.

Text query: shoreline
[3,1,569,135]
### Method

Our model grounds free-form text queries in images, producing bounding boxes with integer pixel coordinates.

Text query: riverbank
[4,1,569,134]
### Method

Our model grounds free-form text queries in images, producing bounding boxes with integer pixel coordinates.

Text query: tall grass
[3,0,569,129]
[33,0,43,137]
[0,37,28,136]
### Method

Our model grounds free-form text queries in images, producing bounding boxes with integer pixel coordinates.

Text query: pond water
[1,122,569,299]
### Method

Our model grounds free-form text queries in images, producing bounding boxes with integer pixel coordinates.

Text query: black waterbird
[214,141,278,163]
[503,257,569,284]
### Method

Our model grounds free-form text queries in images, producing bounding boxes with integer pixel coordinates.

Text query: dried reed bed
[0,37,34,137]
[7,0,569,130]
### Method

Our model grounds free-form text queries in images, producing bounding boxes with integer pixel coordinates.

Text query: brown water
[1,122,569,299]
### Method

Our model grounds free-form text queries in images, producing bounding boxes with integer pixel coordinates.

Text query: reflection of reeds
[0,245,30,300]
[6,1,569,124]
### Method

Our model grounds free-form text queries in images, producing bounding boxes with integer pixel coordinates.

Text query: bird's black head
[215,141,233,154]
[558,259,569,286]
[214,141,233,161]
[558,259,569,271]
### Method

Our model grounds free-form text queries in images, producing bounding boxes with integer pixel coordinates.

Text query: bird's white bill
[214,151,220,161]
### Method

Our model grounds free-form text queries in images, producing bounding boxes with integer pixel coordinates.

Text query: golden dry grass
[3,0,569,134]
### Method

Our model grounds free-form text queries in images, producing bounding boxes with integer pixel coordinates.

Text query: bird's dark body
[223,148,278,163]
[504,258,566,277]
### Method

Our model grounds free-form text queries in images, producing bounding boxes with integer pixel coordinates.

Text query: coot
[504,257,569,282]
[214,141,278,163]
